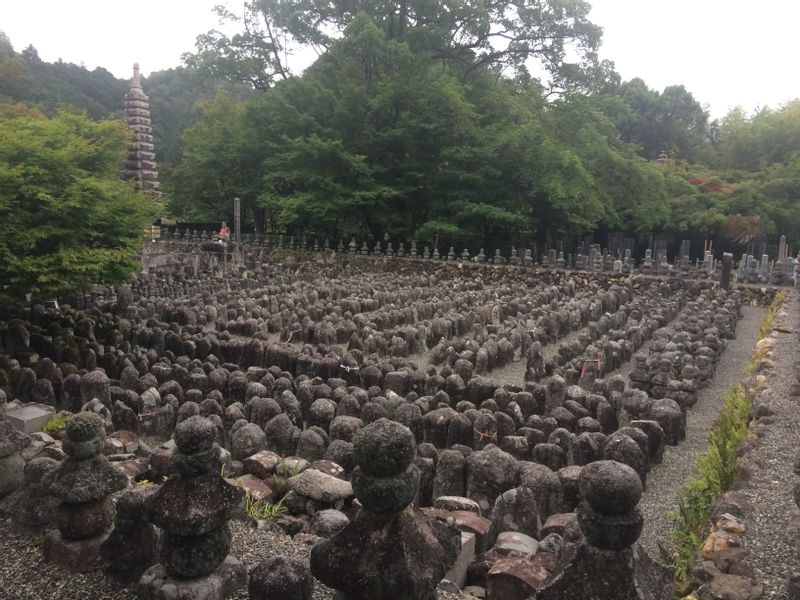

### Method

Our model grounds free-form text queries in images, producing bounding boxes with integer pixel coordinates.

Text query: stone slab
[450,510,493,552]
[487,556,550,600]
[137,555,247,600]
[287,468,353,503]
[443,531,475,588]
[434,496,482,515]
[495,531,539,557]
[42,528,111,572]
[242,449,281,479]
[6,403,55,434]
[236,474,275,502]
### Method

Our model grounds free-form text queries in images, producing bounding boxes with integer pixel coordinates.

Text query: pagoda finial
[132,62,141,88]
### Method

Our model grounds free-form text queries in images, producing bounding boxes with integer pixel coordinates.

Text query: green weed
[42,413,70,435]
[243,491,287,523]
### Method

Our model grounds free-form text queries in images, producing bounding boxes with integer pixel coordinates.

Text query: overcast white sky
[3,0,798,119]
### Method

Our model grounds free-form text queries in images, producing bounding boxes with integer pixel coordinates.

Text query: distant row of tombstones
[157,228,797,286]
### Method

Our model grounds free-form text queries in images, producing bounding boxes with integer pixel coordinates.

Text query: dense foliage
[0,33,126,119]
[0,108,159,305]
[173,10,674,246]
[0,32,250,167]
[176,3,799,252]
[185,0,606,93]
[1,0,799,255]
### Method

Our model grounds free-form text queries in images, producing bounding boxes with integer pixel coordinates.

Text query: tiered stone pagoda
[123,63,160,196]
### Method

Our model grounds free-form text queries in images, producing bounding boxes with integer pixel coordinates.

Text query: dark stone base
[534,542,673,600]
[42,528,111,572]
[55,496,113,539]
[0,495,12,519]
[137,556,247,600]
[100,524,159,584]
[311,505,461,600]
[158,524,232,578]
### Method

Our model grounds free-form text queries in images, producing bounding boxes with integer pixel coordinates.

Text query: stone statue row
[158,228,796,284]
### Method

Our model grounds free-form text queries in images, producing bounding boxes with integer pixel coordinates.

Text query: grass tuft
[41,413,70,436]
[243,492,287,523]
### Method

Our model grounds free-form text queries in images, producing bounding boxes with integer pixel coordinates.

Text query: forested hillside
[0,33,126,119]
[173,1,800,253]
[0,32,251,167]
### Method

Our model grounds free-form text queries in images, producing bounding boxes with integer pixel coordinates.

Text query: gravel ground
[638,304,766,558]
[738,293,800,598]
[0,516,464,600]
[0,518,136,600]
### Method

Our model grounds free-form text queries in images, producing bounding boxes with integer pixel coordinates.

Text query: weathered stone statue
[138,415,246,599]
[9,457,59,532]
[534,460,673,599]
[311,418,461,600]
[0,428,25,507]
[100,486,158,583]
[42,412,127,571]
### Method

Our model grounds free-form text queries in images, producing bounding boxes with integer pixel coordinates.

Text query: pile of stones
[0,256,767,599]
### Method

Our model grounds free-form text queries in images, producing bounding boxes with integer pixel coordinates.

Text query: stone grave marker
[6,403,55,434]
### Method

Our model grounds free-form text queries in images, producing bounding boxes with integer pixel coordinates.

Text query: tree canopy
[0,32,252,168]
[0,108,160,305]
[174,5,800,256]
[1,7,799,260]
[184,0,604,92]
[173,12,677,248]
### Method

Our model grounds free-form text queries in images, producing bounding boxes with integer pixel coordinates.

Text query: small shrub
[669,384,751,589]
[757,291,788,340]
[272,458,303,499]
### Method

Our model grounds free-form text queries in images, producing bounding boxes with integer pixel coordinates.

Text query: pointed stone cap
[126,62,148,101]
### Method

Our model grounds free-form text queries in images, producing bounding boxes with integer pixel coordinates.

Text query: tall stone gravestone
[42,412,127,572]
[138,416,247,599]
[533,460,673,600]
[720,253,733,291]
[311,418,460,600]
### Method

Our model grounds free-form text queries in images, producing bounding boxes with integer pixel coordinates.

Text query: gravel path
[0,518,136,600]
[638,304,766,557]
[738,293,800,598]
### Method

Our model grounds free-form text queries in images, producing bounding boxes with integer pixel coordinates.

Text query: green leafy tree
[176,13,683,248]
[606,78,710,161]
[546,94,670,235]
[168,91,264,228]
[0,109,160,305]
[0,36,127,120]
[240,15,489,240]
[715,101,800,171]
[185,0,603,91]
[714,107,762,171]
[144,68,256,167]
